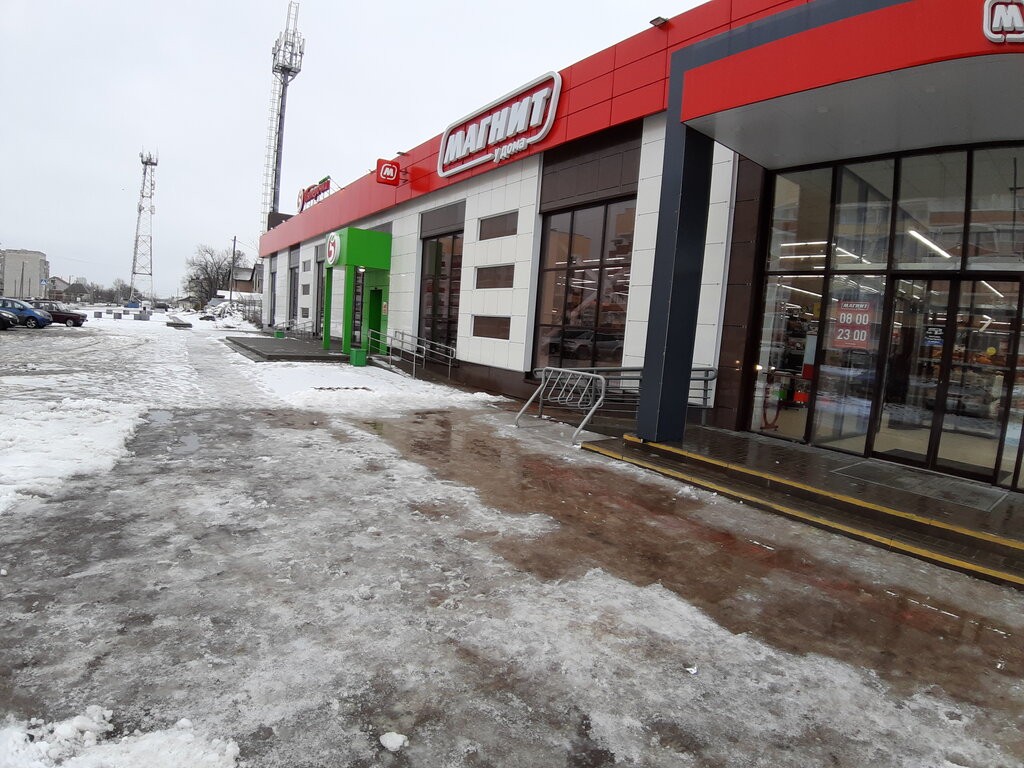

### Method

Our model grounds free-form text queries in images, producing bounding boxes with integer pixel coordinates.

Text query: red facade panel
[729,0,808,26]
[664,1,731,48]
[609,80,668,126]
[612,50,667,98]
[565,72,614,115]
[680,0,997,123]
[612,26,669,69]
[568,47,617,88]
[565,100,614,140]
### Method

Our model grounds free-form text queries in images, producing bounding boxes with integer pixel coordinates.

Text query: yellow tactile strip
[621,434,1024,554]
[583,440,1024,587]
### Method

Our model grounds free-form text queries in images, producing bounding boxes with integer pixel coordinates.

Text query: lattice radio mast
[260,2,305,233]
[129,151,158,303]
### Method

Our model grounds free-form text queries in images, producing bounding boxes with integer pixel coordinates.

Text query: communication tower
[260,2,305,233]
[129,151,158,303]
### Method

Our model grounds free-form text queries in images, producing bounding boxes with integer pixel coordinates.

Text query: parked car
[548,329,624,362]
[26,299,87,327]
[0,297,52,328]
[0,308,18,330]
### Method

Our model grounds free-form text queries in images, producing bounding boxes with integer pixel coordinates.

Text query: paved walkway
[224,333,349,362]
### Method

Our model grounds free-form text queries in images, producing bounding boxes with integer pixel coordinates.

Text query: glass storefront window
[751,275,824,440]
[873,279,950,463]
[894,152,967,270]
[832,160,894,271]
[419,232,462,349]
[811,275,886,453]
[935,280,1017,476]
[968,147,1024,270]
[768,168,832,272]
[535,200,634,369]
[754,143,1024,487]
[542,212,571,268]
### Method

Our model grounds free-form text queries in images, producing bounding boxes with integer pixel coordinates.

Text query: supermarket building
[260,0,1024,491]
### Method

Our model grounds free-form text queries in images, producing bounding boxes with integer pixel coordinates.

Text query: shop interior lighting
[980,314,994,332]
[908,229,954,259]
[981,280,1005,298]
[779,254,827,259]
[782,285,823,298]
[781,241,828,247]
[836,246,872,264]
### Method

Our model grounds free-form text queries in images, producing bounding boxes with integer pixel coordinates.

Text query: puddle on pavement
[146,410,173,426]
[171,433,201,455]
[358,409,1024,714]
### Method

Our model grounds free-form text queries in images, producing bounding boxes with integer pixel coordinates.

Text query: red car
[27,300,88,327]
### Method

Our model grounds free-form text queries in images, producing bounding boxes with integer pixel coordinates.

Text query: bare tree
[110,279,130,304]
[183,245,234,306]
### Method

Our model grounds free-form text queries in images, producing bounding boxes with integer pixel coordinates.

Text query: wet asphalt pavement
[1,323,1023,766]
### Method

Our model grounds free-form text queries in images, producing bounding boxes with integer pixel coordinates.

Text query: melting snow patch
[0,707,239,767]
[379,731,409,752]
[0,398,146,515]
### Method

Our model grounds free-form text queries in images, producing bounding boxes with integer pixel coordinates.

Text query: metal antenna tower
[260,1,305,233]
[129,151,158,303]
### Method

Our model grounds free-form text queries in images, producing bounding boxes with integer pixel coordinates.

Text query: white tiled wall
[348,155,542,372]
[264,252,291,328]
[622,112,737,375]
[296,242,317,325]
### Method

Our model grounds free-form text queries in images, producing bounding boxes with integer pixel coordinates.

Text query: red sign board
[376,159,401,186]
[834,300,874,350]
[437,72,561,178]
[298,178,332,211]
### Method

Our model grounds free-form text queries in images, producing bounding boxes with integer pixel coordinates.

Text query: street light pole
[230,235,236,306]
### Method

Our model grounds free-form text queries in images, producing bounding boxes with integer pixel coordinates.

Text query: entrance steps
[583,430,1024,589]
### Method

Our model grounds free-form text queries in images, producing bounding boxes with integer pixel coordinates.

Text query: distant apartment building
[0,249,50,298]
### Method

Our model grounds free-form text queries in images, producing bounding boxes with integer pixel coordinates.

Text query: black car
[0,308,17,330]
[26,300,88,327]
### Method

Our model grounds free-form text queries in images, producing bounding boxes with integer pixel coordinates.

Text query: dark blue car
[0,297,53,328]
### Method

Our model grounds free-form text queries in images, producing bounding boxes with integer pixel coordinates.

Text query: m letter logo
[376,159,401,186]
[985,0,1024,42]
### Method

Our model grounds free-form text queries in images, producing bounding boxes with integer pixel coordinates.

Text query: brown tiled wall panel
[712,156,766,431]
[540,121,643,212]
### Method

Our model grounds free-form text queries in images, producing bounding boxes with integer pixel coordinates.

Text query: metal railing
[269,319,318,339]
[365,328,457,379]
[515,365,718,443]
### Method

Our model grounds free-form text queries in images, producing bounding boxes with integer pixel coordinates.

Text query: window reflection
[894,152,966,270]
[968,147,1024,270]
[833,161,893,271]
[768,169,832,272]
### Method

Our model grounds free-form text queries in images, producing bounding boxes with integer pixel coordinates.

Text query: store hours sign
[833,300,874,350]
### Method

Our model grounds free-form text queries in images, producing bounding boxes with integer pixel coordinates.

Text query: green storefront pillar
[320,227,392,354]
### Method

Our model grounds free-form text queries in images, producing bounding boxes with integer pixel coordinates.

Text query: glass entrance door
[874,278,1020,481]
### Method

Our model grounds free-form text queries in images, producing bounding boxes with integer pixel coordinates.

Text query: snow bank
[0,707,239,767]
[244,361,505,416]
[0,398,145,514]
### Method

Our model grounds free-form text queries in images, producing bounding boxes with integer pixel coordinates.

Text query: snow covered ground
[1,313,1022,767]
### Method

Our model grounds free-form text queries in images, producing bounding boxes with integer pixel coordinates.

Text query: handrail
[516,365,718,442]
[365,328,456,379]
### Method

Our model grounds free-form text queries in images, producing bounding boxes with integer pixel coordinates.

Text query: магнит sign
[437,72,561,178]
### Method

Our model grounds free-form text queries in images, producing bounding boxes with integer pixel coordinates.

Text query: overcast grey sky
[1,1,707,296]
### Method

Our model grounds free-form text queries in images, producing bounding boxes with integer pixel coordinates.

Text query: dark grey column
[636,125,714,442]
